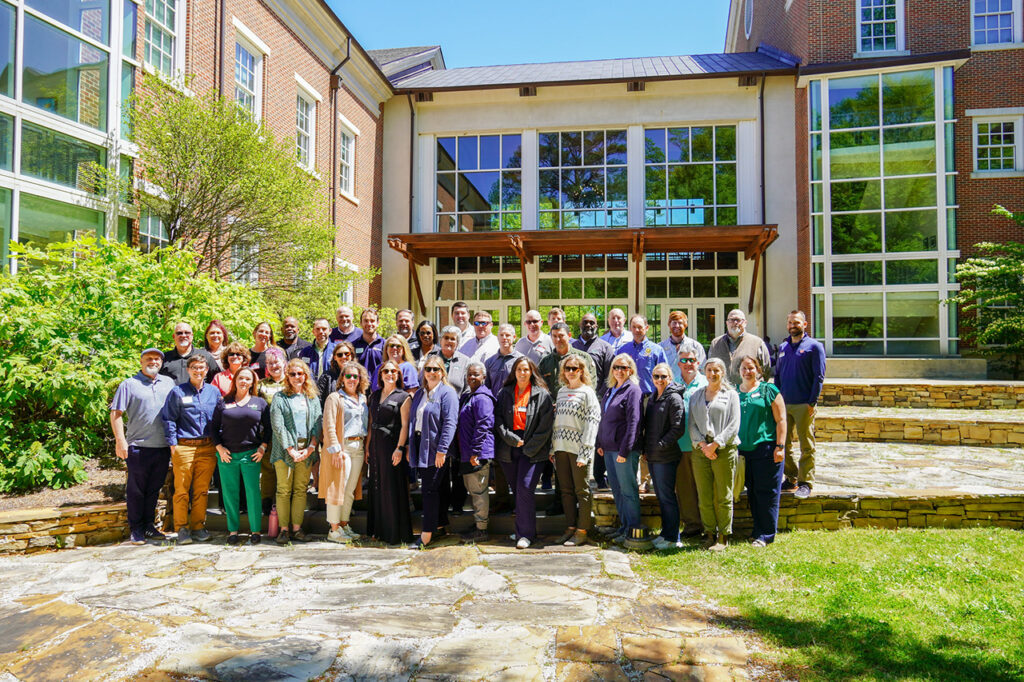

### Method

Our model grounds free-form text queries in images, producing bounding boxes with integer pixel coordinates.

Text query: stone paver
[0,543,760,680]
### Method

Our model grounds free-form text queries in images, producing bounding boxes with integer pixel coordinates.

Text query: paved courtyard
[0,542,759,681]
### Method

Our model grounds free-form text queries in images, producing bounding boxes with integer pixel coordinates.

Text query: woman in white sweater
[550,354,601,546]
[687,357,741,552]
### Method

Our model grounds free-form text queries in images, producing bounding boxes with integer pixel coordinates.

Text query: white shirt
[415,385,436,433]
[460,334,499,363]
[457,326,474,345]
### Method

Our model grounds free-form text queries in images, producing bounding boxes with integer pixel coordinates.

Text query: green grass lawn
[638,528,1024,681]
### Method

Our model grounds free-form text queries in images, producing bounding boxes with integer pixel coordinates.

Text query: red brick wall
[732,0,810,59]
[174,0,383,306]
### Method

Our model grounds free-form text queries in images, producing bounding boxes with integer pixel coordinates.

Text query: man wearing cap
[110,348,176,544]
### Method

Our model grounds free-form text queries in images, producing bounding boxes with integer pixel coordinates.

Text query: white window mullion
[520,129,538,230]
[626,125,644,228]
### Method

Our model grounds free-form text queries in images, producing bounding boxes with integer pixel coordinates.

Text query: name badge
[516,406,527,413]
[225,403,237,410]
[302,357,311,364]
[751,392,761,399]
[181,396,194,405]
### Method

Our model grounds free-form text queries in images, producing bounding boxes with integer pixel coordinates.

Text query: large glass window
[123,0,138,57]
[144,0,176,78]
[22,15,109,129]
[973,0,1019,45]
[0,1,13,98]
[436,134,522,232]
[18,193,104,248]
[857,0,902,52]
[234,42,258,118]
[538,129,625,229]
[20,121,107,190]
[26,0,109,44]
[0,188,10,269]
[644,125,737,227]
[433,256,523,328]
[0,112,11,170]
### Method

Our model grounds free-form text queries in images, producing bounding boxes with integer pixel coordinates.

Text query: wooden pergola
[388,225,779,316]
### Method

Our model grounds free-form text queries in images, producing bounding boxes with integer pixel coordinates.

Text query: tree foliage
[0,238,277,493]
[950,206,1024,375]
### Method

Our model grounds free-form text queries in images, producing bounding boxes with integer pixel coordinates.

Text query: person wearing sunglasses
[674,348,709,539]
[366,360,414,545]
[428,326,470,396]
[407,356,459,549]
[514,309,553,365]
[550,355,600,546]
[495,356,554,549]
[642,362,688,550]
[160,321,219,384]
[371,335,419,393]
[317,341,357,409]
[256,346,289,514]
[268,359,322,544]
[211,342,252,397]
[596,353,643,546]
[321,361,370,543]
[460,311,499,363]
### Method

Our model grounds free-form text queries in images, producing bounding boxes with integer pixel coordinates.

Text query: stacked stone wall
[0,505,130,554]
[816,414,1024,445]
[818,383,1024,409]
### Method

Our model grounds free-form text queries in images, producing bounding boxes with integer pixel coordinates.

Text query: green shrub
[0,238,278,493]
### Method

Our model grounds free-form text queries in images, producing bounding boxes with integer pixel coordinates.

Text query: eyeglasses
[381,369,398,375]
[564,367,581,373]
[727,317,744,323]
[525,319,541,325]
[424,367,442,373]
[653,374,670,380]
[612,365,630,371]
[287,371,305,378]
[343,373,359,379]
[473,321,490,327]
[174,331,192,336]
[227,352,244,358]
[387,344,403,350]
[335,353,351,359]
[678,358,697,364]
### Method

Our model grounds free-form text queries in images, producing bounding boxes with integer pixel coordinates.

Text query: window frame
[971,0,1023,48]
[337,112,360,202]
[233,39,261,120]
[295,93,314,169]
[971,113,1024,175]
[143,0,186,81]
[855,0,906,56]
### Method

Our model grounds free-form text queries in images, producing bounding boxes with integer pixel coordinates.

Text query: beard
[141,365,159,378]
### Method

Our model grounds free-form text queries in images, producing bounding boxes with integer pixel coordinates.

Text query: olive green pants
[690,446,737,536]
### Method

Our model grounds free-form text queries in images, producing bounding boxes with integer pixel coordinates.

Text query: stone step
[816,406,1024,446]
[818,378,1024,409]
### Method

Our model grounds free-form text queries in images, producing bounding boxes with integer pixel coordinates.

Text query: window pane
[479,279,500,301]
[607,277,628,298]
[458,172,500,212]
[0,1,13,97]
[886,291,939,337]
[645,128,666,163]
[0,187,10,268]
[121,62,134,139]
[539,132,559,167]
[885,209,937,251]
[669,277,691,298]
[882,70,935,125]
[810,133,822,181]
[607,253,629,271]
[479,135,500,170]
[562,278,582,298]
[539,278,559,299]
[23,16,109,129]
[716,164,737,205]
[718,275,739,297]
[647,276,667,298]
[561,131,581,166]
[667,127,689,163]
[882,125,936,176]
[123,0,137,57]
[0,112,11,171]
[21,122,107,190]
[886,259,938,284]
[501,134,521,169]
[669,165,714,207]
[19,193,104,247]
[693,276,715,297]
[832,213,882,254]
[457,136,477,171]
[606,130,627,164]
[830,129,880,179]
[831,180,882,212]
[832,292,883,338]
[437,137,455,171]
[27,0,110,43]
[435,257,455,274]
[435,280,455,300]
[691,127,713,162]
[810,80,822,131]
[584,130,604,166]
[829,75,879,129]
[884,176,936,209]
[832,261,882,286]
[502,279,522,299]
[715,125,736,161]
[718,252,739,269]
[456,213,500,232]
[436,174,456,213]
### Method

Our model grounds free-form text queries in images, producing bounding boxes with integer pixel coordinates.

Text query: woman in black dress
[366,359,414,544]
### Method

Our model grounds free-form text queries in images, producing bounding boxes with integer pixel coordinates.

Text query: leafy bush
[0,238,278,493]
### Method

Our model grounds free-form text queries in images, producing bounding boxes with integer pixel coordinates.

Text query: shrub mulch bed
[0,460,126,512]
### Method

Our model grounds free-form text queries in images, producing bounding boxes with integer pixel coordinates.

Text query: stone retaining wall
[815,415,1024,446]
[0,504,129,554]
[819,383,1024,409]
[593,493,1024,533]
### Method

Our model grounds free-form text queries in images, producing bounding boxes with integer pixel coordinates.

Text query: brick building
[0,0,390,306]
[726,0,1024,356]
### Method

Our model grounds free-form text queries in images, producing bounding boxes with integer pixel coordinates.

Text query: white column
[736,120,760,224]
[520,129,538,230]
[415,133,433,234]
[626,125,644,228]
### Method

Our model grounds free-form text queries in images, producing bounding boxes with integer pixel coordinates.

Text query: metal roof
[394,52,795,92]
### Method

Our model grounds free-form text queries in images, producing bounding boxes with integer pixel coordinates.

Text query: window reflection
[26,0,110,44]
[0,2,13,98]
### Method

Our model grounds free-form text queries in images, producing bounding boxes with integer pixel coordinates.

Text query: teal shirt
[676,373,708,452]
[737,381,780,451]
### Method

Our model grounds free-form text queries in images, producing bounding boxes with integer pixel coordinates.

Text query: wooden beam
[747,251,761,314]
[632,232,645,313]
[509,235,532,309]
[408,258,427,317]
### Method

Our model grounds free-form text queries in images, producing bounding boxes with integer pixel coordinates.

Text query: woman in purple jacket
[596,353,643,545]
[456,361,496,544]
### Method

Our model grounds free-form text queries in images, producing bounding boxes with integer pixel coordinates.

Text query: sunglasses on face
[564,366,581,373]
[424,367,442,373]
[473,321,490,327]
[381,369,398,375]
[612,365,630,371]
[653,374,670,380]
[388,344,403,350]
[343,373,359,380]
[227,352,244,358]
[175,331,192,336]
[287,371,305,378]
[678,358,697,364]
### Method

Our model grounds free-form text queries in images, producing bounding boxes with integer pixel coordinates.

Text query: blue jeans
[648,459,681,542]
[604,450,641,534]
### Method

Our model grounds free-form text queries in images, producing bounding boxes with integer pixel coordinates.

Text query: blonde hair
[384,334,415,364]
[283,359,319,399]
[606,353,640,389]
[336,360,370,396]
[652,362,674,381]
[558,354,593,388]
[420,354,450,387]
[703,357,734,391]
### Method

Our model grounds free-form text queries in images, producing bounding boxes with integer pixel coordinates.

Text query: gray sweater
[687,386,741,451]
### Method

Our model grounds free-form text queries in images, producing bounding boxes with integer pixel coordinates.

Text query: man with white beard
[110,348,176,545]
[707,309,772,386]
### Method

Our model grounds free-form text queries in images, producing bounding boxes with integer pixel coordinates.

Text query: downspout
[758,73,768,335]
[329,36,352,265]
[217,0,226,95]
[407,93,416,305]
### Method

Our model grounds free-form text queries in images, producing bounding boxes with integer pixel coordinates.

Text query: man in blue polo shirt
[620,314,668,395]
[111,348,176,545]
[775,310,826,500]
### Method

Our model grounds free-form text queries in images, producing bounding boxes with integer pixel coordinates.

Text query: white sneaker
[327,528,346,544]
[516,537,531,550]
[341,525,360,540]
[652,536,682,551]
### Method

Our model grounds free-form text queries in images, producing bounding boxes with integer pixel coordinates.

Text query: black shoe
[144,526,167,541]
[781,480,798,493]
[461,528,488,544]
[681,528,704,539]
[227,534,240,546]
[262,498,274,516]
[249,534,262,545]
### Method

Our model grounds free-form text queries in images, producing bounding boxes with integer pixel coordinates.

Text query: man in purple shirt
[330,305,362,344]
[774,310,826,499]
[354,308,386,386]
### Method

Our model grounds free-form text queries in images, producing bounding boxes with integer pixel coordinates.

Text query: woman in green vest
[737,355,787,547]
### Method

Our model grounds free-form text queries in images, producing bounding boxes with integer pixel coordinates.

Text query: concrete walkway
[0,542,757,681]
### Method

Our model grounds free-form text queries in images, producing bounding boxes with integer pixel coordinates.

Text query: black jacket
[641,384,687,463]
[494,384,554,463]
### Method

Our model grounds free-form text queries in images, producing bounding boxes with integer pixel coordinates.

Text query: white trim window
[144,0,178,78]
[974,116,1023,172]
[139,211,168,252]
[339,124,356,197]
[231,242,259,285]
[234,41,261,119]
[972,0,1023,46]
[744,0,754,39]
[857,0,904,53]
[296,94,315,168]
[336,258,357,305]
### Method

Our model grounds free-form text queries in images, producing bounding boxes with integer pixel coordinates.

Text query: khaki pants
[171,443,217,531]
[462,462,491,530]
[674,451,702,534]
[784,403,816,486]
[690,447,737,536]
[274,458,313,529]
[326,440,364,525]
[260,456,277,502]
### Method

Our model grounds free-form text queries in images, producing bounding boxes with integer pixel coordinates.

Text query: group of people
[110,302,825,551]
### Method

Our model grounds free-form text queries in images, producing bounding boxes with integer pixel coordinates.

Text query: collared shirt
[329,326,363,344]
[159,346,219,384]
[620,338,668,394]
[572,336,615,398]
[278,337,312,361]
[599,330,628,351]
[297,340,336,380]
[484,350,522,395]
[775,334,827,405]
[354,335,386,387]
[457,326,475,346]
[460,334,499,363]
[514,333,552,365]
[660,335,707,381]
[676,372,709,452]
[160,381,223,445]
[110,372,175,448]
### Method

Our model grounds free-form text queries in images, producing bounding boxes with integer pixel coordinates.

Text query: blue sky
[327,1,732,68]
